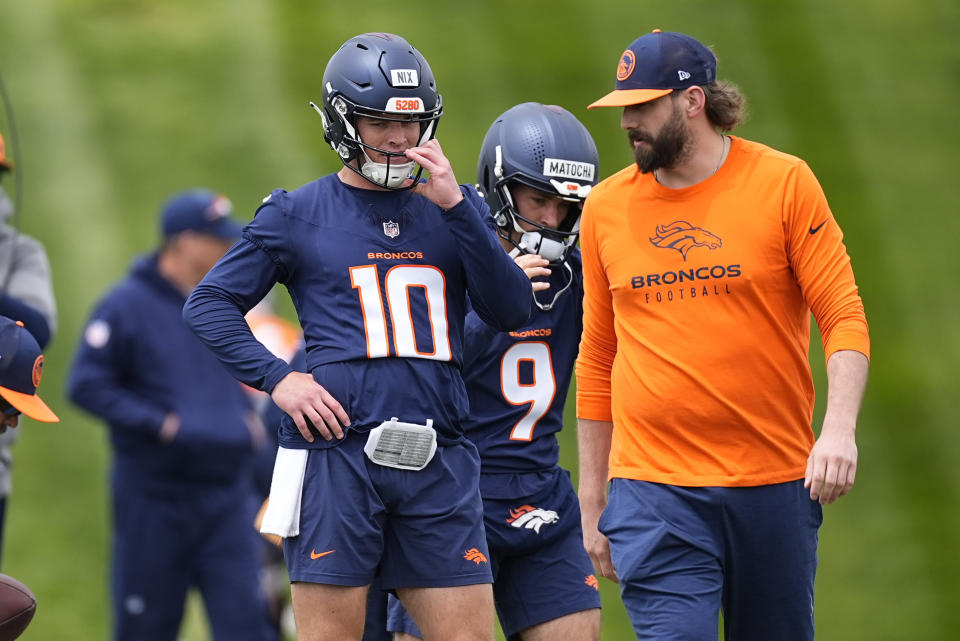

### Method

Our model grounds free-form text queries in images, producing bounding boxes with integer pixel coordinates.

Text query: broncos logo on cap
[617,49,636,82]
[507,505,559,535]
[31,355,43,389]
[649,221,722,260]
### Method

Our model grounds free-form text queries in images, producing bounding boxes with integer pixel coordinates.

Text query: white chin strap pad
[518,232,566,262]
[360,148,416,188]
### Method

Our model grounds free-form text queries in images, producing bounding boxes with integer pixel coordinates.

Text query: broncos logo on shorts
[463,548,488,565]
[649,221,722,260]
[506,505,560,534]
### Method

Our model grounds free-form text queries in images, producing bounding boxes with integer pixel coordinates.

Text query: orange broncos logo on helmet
[649,221,722,261]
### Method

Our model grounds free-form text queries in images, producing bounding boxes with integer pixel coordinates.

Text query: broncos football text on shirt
[184,175,532,447]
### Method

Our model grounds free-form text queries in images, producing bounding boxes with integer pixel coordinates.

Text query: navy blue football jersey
[184,174,532,448]
[463,250,583,472]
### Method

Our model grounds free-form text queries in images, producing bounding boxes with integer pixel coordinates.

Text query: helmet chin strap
[505,226,575,312]
[515,231,567,263]
[359,147,416,189]
[532,260,574,312]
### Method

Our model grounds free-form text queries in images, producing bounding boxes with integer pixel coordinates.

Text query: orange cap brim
[0,386,59,422]
[588,88,674,109]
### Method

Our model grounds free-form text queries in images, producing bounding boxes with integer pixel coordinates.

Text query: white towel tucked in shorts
[259,446,308,538]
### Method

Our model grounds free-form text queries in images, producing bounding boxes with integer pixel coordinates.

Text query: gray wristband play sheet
[363,417,438,471]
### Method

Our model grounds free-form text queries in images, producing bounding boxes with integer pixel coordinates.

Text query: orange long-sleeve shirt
[576,136,870,486]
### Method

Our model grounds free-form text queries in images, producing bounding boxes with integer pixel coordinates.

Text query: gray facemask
[0,186,13,223]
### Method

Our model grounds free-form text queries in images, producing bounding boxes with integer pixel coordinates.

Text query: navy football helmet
[311,33,442,190]
[477,103,599,265]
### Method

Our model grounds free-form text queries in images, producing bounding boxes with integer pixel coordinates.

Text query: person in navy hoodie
[68,189,274,641]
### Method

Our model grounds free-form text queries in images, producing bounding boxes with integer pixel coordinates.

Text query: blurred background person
[245,299,300,639]
[67,189,275,641]
[0,315,59,641]
[0,131,56,569]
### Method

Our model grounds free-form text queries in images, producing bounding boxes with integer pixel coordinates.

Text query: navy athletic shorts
[600,478,822,641]
[387,467,600,639]
[283,431,492,590]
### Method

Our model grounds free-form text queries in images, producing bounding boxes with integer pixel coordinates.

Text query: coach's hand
[271,371,350,443]
[581,501,618,583]
[404,139,464,210]
[514,254,551,292]
[805,418,858,504]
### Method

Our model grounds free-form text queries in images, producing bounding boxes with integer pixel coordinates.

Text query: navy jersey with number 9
[463,251,583,472]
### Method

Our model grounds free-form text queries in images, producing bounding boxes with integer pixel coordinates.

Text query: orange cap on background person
[0,317,59,422]
[0,132,12,173]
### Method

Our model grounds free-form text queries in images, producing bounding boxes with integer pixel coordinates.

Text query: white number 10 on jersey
[350,265,452,361]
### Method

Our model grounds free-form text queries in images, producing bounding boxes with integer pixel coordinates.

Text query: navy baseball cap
[589,30,717,109]
[161,188,243,239]
[0,317,58,422]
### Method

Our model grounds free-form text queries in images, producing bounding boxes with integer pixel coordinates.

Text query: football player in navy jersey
[183,34,532,641]
[387,103,603,641]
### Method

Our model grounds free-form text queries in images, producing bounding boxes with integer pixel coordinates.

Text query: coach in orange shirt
[576,30,869,640]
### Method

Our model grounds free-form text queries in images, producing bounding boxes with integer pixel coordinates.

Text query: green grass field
[1,1,958,639]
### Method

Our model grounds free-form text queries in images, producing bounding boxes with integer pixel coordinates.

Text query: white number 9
[500,342,556,441]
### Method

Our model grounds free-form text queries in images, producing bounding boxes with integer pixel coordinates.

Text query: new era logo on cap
[589,29,717,109]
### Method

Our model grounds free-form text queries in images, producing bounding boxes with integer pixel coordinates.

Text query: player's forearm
[577,418,613,506]
[183,285,292,393]
[821,349,869,434]
[444,190,532,330]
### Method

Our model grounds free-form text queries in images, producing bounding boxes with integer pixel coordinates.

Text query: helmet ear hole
[559,203,582,233]
[321,108,349,154]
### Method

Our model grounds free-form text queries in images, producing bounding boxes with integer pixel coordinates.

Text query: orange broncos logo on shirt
[650,221,722,261]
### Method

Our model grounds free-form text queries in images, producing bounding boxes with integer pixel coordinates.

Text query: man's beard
[628,104,692,174]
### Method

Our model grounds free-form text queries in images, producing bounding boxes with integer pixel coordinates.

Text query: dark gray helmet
[477,102,598,264]
[311,33,442,190]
